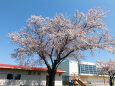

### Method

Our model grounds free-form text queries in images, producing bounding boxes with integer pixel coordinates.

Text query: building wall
[59,60,110,86]
[69,60,79,75]
[58,61,69,76]
[0,69,62,86]
[80,75,109,86]
[58,60,79,76]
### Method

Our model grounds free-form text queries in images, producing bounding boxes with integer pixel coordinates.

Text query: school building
[59,60,110,86]
[0,64,65,86]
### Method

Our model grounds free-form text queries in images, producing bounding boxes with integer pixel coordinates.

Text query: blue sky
[0,0,115,65]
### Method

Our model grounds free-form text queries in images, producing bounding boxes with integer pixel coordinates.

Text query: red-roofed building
[0,64,65,86]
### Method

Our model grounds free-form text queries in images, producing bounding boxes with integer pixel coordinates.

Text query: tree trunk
[47,69,56,86]
[110,76,113,86]
[110,79,112,86]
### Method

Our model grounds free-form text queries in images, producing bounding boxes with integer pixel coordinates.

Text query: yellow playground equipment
[70,74,86,86]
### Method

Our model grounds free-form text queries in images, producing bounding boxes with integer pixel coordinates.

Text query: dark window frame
[7,74,13,80]
[14,74,21,80]
[7,74,21,80]
[28,71,32,75]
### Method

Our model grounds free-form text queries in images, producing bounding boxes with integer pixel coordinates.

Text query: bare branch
[49,48,54,65]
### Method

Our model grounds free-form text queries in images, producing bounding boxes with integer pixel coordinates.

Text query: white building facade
[59,60,110,86]
[0,64,65,86]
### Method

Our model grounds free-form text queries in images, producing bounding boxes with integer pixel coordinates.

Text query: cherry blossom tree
[9,8,115,86]
[97,59,115,86]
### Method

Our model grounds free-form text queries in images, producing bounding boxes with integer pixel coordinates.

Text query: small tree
[9,8,115,86]
[97,59,115,86]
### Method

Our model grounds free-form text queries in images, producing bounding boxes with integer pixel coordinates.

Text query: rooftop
[0,64,65,73]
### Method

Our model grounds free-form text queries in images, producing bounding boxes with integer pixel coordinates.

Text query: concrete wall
[69,60,79,75]
[58,60,79,76]
[58,61,69,76]
[80,75,109,83]
[0,69,62,86]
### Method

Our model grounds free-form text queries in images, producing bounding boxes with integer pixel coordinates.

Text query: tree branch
[38,52,51,69]
[56,36,71,60]
[55,50,75,69]
[49,48,54,65]
[61,49,74,60]
[56,58,65,69]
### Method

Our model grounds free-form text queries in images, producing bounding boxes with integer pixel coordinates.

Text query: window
[15,74,21,80]
[7,74,13,80]
[28,71,32,75]
[59,73,62,76]
[38,72,41,75]
[33,72,36,75]
[7,74,21,80]
[79,64,99,74]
